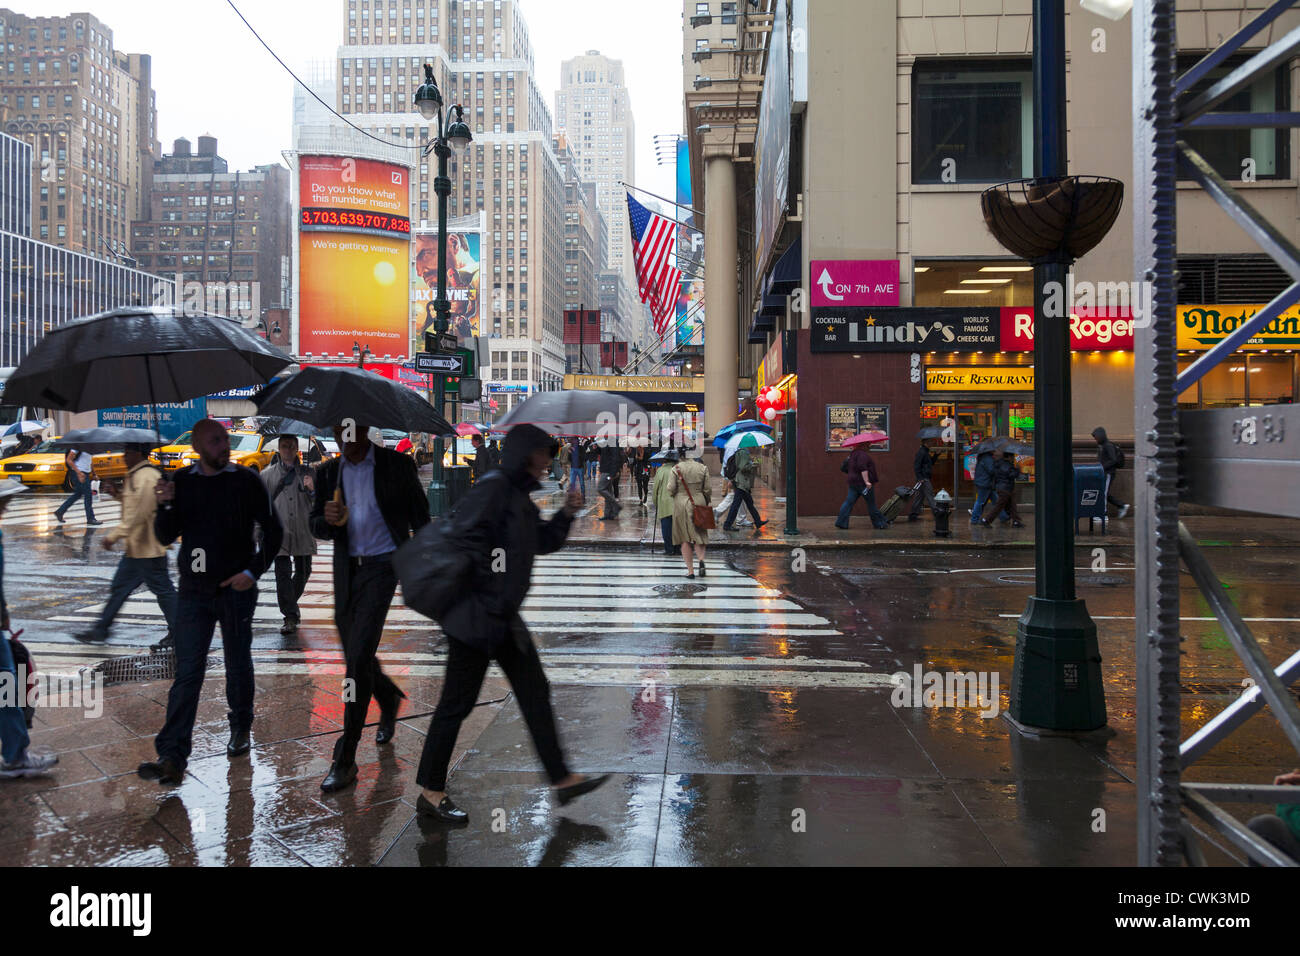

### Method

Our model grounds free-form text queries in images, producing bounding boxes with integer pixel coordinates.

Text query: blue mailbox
[1074,463,1108,534]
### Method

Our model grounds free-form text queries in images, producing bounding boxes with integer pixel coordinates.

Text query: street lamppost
[352,340,371,369]
[414,62,473,515]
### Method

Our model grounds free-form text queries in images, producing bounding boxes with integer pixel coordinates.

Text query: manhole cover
[653,583,706,595]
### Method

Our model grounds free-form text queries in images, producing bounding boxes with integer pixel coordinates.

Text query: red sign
[563,309,601,345]
[1000,307,1135,351]
[810,259,901,308]
[300,361,430,394]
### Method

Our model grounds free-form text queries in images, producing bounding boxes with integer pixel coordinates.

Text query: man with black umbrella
[414,424,609,823]
[312,420,429,793]
[138,419,282,784]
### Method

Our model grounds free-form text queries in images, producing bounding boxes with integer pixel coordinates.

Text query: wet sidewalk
[547,473,1300,550]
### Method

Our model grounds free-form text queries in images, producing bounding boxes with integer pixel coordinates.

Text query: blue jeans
[835,486,887,529]
[0,632,29,764]
[55,471,96,522]
[971,487,1009,523]
[90,555,177,639]
[569,467,585,496]
[154,582,258,768]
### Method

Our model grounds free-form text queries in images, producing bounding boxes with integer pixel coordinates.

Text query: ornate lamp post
[414,63,473,515]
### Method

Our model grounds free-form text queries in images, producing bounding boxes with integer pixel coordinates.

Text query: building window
[1178,53,1290,181]
[721,2,737,23]
[911,60,1033,185]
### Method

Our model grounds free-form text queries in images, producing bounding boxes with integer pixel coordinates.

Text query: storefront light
[979,266,1032,272]
[943,288,990,294]
[913,266,929,273]
[960,278,1011,284]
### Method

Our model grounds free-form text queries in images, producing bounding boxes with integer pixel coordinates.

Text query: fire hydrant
[932,489,953,538]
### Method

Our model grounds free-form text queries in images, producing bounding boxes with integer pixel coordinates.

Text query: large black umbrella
[3,306,292,413]
[53,427,168,453]
[253,366,454,435]
[493,389,650,438]
[918,426,951,440]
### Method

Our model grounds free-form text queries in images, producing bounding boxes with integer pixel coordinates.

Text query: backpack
[724,454,739,481]
[840,455,851,474]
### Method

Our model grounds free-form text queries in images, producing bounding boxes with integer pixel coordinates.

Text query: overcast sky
[33,0,684,200]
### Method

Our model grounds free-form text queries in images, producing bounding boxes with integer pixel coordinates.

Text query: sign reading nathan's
[1178,305,1300,350]
[811,307,999,352]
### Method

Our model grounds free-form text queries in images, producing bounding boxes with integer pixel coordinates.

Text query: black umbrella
[969,438,1002,456]
[253,366,454,435]
[3,306,292,415]
[918,426,953,440]
[252,416,333,438]
[493,389,650,438]
[996,438,1035,457]
[53,427,168,453]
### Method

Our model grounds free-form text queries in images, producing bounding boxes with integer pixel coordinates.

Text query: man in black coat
[980,450,1024,527]
[413,424,609,823]
[597,441,624,519]
[138,419,283,784]
[1092,426,1130,519]
[311,424,430,793]
[907,441,938,521]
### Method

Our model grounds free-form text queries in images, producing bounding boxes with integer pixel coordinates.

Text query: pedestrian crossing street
[8,491,889,689]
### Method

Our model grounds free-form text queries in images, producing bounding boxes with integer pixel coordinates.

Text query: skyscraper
[0,10,157,259]
[328,0,567,410]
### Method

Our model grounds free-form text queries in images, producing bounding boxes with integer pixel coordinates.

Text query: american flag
[626,193,682,338]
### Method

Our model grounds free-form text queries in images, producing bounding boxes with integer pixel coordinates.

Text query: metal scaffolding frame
[1133,0,1300,866]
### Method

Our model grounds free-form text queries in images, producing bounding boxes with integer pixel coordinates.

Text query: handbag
[675,465,715,530]
[392,517,474,622]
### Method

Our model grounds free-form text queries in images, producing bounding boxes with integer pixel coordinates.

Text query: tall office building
[554,51,635,281]
[554,131,604,373]
[331,0,567,409]
[0,128,29,234]
[0,10,157,259]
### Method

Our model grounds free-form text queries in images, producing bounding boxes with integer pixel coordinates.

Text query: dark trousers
[416,616,569,791]
[55,472,95,522]
[908,479,937,517]
[1104,472,1125,510]
[724,488,761,528]
[0,631,29,764]
[660,516,679,555]
[333,558,402,768]
[836,485,887,529]
[154,583,258,768]
[635,471,650,502]
[274,554,312,622]
[983,487,1021,523]
[91,555,177,639]
[598,474,620,516]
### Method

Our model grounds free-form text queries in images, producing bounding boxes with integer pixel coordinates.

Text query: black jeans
[724,488,761,528]
[635,471,650,502]
[154,582,258,768]
[91,555,177,639]
[274,554,312,622]
[333,558,402,768]
[417,615,569,791]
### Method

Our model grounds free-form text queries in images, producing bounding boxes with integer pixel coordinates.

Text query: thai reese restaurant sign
[924,367,1035,391]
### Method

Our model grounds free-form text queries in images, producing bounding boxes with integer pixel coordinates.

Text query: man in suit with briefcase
[311,425,429,793]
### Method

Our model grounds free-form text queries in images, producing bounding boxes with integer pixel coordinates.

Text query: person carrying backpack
[1092,427,1130,519]
[722,447,767,532]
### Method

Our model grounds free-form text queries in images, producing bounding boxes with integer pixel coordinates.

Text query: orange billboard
[297,156,411,357]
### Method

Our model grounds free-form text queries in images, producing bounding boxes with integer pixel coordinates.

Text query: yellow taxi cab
[150,429,278,474]
[0,437,128,488]
[443,437,478,469]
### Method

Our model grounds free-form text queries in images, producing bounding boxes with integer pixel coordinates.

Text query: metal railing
[1133,0,1300,866]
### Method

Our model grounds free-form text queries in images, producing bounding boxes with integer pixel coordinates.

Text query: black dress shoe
[555,773,612,806]
[416,792,469,825]
[73,630,107,644]
[755,519,768,529]
[320,762,357,793]
[137,758,183,785]
[376,713,397,745]
[227,727,250,758]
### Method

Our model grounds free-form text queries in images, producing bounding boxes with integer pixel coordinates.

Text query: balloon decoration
[770,389,787,412]
[764,406,777,422]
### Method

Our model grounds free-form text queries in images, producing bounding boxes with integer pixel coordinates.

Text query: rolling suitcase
[878,483,919,523]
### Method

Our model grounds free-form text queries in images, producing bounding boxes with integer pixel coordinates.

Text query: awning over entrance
[764,237,802,298]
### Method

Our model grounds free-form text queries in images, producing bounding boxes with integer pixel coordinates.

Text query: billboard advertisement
[753,0,791,277]
[298,155,411,358]
[413,229,481,344]
[676,137,704,349]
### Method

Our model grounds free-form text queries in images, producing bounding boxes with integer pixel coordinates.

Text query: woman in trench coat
[666,453,711,578]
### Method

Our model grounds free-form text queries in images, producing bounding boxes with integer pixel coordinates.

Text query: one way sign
[415,352,465,374]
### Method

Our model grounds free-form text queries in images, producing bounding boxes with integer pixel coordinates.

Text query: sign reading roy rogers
[811,307,999,352]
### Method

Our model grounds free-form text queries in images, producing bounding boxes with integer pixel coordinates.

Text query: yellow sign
[564,374,705,393]
[1178,305,1300,350]
[925,367,1035,391]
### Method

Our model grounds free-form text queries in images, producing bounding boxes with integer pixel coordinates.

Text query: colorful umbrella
[454,422,484,437]
[722,430,775,461]
[2,420,48,438]
[840,430,888,448]
[713,420,773,447]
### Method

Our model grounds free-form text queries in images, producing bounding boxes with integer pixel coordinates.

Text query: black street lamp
[414,62,473,515]
[352,340,371,369]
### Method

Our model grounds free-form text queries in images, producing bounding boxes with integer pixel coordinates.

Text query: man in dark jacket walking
[311,424,430,793]
[1092,426,1130,519]
[834,445,889,530]
[138,419,283,784]
[980,451,1024,527]
[414,424,610,823]
[597,440,624,520]
[907,441,938,521]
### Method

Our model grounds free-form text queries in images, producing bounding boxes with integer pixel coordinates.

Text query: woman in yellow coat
[666,452,711,578]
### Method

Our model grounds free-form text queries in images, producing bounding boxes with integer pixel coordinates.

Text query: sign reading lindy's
[810,307,999,352]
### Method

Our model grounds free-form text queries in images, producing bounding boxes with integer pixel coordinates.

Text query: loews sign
[925,367,1035,391]
[1178,305,1300,350]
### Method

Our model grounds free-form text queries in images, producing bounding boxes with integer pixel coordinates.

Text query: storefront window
[911,61,1032,184]
[1183,353,1296,407]
[1200,360,1246,407]
[1178,54,1289,181]
[914,259,1033,307]
[1247,354,1295,405]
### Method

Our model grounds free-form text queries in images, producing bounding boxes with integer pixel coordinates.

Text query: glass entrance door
[957,402,999,500]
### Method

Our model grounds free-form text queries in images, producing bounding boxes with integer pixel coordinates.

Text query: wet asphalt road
[2,487,1298,865]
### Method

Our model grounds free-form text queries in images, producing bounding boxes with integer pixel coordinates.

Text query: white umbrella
[722,430,775,462]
